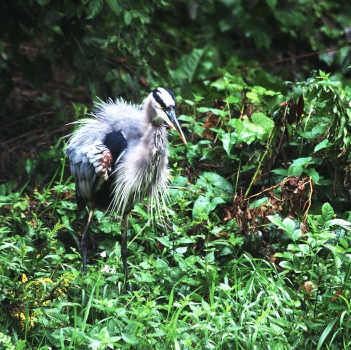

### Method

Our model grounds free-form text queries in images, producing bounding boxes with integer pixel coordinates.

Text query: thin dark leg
[121,212,131,290]
[81,208,94,275]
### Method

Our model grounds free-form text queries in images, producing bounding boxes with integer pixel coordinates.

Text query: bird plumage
[65,87,186,287]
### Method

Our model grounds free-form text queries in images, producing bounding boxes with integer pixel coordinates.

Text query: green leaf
[306,168,320,184]
[271,168,288,176]
[283,218,302,241]
[224,95,240,104]
[197,107,224,115]
[265,0,277,9]
[268,216,301,241]
[326,218,351,230]
[231,113,273,144]
[267,215,286,231]
[157,237,172,248]
[87,0,104,19]
[279,260,294,270]
[122,332,139,344]
[317,318,338,350]
[275,251,294,260]
[172,48,206,85]
[198,172,234,197]
[221,132,236,155]
[249,197,268,209]
[211,196,226,208]
[251,112,274,140]
[314,139,333,153]
[192,195,211,219]
[288,157,313,176]
[321,202,334,221]
[124,11,133,25]
[290,228,302,242]
[283,218,296,235]
[106,0,121,16]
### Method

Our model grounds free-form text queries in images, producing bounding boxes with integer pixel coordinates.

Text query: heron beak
[166,109,187,145]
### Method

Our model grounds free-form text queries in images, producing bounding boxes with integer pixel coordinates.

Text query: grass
[1,171,351,349]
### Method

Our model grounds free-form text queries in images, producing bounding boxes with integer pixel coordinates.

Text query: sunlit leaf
[314,139,333,152]
[321,202,334,221]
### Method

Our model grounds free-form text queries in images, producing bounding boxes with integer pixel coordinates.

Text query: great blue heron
[66,87,187,287]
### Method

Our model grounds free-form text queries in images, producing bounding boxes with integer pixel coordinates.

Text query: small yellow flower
[21,274,28,283]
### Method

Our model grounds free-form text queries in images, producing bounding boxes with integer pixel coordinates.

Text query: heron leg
[121,212,131,290]
[81,208,94,275]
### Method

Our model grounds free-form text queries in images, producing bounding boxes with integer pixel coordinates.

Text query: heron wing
[66,129,128,209]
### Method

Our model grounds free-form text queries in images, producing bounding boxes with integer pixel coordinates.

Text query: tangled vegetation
[1,0,351,349]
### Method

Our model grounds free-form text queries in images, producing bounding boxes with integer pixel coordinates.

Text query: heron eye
[159,106,169,112]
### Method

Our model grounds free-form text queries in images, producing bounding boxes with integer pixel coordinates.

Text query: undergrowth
[1,72,351,349]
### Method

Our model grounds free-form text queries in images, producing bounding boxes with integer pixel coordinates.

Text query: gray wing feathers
[67,142,110,201]
[66,98,143,203]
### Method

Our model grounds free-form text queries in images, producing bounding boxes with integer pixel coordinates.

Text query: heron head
[151,88,187,145]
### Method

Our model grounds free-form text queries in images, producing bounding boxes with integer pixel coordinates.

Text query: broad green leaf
[314,139,333,153]
[273,217,302,241]
[224,95,240,104]
[283,217,296,235]
[231,113,273,144]
[311,123,328,135]
[124,11,133,25]
[175,246,188,254]
[279,260,294,270]
[275,251,294,260]
[292,255,302,272]
[205,251,215,264]
[271,168,288,176]
[251,112,274,139]
[192,195,211,219]
[211,196,226,208]
[290,229,302,242]
[306,168,320,184]
[172,48,206,85]
[249,197,268,209]
[86,0,103,18]
[326,218,351,230]
[267,215,286,231]
[291,156,313,165]
[122,332,139,344]
[197,107,224,115]
[265,0,277,9]
[321,202,334,221]
[288,243,310,254]
[157,237,172,248]
[106,0,121,15]
[170,175,188,187]
[288,157,313,176]
[199,172,234,196]
[221,132,236,155]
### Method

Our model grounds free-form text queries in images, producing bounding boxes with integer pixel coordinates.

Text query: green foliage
[1,0,350,103]
[192,172,233,220]
[268,203,351,349]
[2,72,351,348]
[2,0,351,346]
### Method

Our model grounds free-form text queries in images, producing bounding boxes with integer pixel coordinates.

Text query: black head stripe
[152,88,176,110]
[152,89,165,108]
